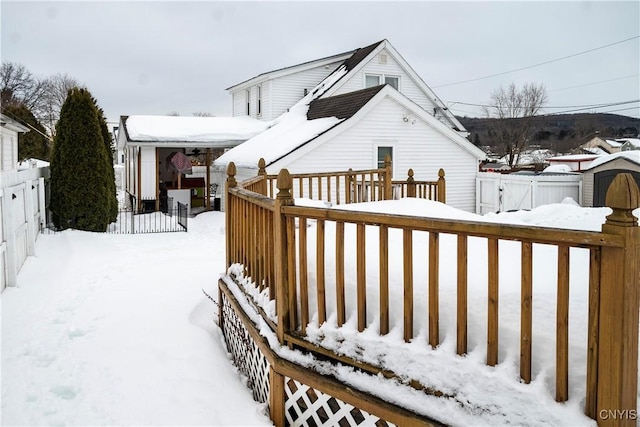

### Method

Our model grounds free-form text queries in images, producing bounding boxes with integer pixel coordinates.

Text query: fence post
[592,173,639,426]
[407,169,416,198]
[437,168,446,203]
[257,158,267,196]
[274,169,294,345]
[269,367,286,427]
[225,162,237,269]
[384,154,392,200]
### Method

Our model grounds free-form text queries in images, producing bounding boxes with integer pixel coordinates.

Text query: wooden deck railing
[224,160,640,426]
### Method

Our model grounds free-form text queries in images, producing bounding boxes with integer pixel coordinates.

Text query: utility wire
[433,35,639,88]
[1,109,53,141]
[549,74,639,92]
[448,99,639,109]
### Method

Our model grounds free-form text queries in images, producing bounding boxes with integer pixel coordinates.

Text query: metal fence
[107,202,188,234]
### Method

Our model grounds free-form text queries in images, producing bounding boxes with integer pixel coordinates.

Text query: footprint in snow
[50,385,78,400]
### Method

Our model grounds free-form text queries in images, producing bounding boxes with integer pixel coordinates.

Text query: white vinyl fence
[476,172,583,214]
[0,166,49,291]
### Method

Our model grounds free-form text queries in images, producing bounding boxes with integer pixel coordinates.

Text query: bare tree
[1,62,48,112]
[483,83,547,167]
[192,112,214,117]
[40,73,82,137]
[1,62,82,136]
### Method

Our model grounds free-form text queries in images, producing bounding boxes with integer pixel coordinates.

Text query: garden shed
[582,151,640,207]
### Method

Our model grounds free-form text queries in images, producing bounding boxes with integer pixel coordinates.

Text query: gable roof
[226,49,355,92]
[215,84,484,170]
[318,39,467,133]
[586,150,640,170]
[307,85,385,120]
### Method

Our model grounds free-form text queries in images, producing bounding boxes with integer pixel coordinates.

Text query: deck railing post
[274,169,294,345]
[257,158,267,196]
[225,162,237,268]
[347,168,354,204]
[437,168,446,203]
[269,367,286,427]
[407,169,416,198]
[384,154,392,200]
[591,173,639,426]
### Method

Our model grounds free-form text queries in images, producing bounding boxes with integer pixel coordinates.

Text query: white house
[1,113,49,291]
[218,40,484,212]
[620,137,640,151]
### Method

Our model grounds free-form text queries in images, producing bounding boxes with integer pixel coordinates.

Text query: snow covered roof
[121,115,270,147]
[17,158,49,170]
[215,83,484,170]
[587,150,640,170]
[546,154,600,162]
[0,113,30,133]
[619,138,640,148]
[604,139,623,147]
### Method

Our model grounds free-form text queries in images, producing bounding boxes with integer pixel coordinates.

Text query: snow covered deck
[221,165,640,426]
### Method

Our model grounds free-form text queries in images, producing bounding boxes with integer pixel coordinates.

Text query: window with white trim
[365,74,381,88]
[365,74,400,90]
[377,146,393,170]
[257,85,262,116]
[245,89,250,116]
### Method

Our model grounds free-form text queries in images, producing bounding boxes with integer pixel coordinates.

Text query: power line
[549,74,640,92]
[433,35,639,88]
[1,109,53,141]
[448,99,639,110]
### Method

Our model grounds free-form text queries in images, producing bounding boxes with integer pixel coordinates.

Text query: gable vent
[379,53,387,64]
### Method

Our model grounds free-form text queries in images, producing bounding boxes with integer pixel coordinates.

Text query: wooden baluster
[429,232,440,347]
[457,235,468,355]
[336,222,345,327]
[403,229,413,342]
[487,238,499,366]
[520,242,533,383]
[380,225,389,335]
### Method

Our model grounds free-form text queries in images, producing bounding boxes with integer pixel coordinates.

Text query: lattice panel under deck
[221,293,270,404]
[285,377,394,427]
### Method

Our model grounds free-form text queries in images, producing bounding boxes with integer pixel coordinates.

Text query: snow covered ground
[1,198,638,426]
[1,212,271,426]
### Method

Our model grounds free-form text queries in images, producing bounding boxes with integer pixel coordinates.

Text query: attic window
[365,74,381,88]
[384,76,399,90]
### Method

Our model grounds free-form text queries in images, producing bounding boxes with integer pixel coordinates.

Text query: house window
[377,146,393,169]
[245,89,250,116]
[365,74,381,88]
[257,85,262,116]
[385,76,399,90]
[365,74,400,90]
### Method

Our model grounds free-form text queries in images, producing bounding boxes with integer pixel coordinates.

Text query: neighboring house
[0,113,27,171]
[620,137,640,151]
[117,115,269,213]
[0,113,48,291]
[545,154,601,172]
[580,135,623,155]
[227,40,467,137]
[217,40,485,212]
[582,150,640,207]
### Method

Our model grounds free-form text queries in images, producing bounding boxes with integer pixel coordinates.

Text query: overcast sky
[2,1,639,124]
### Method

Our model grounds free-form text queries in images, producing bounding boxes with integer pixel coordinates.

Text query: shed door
[593,169,640,207]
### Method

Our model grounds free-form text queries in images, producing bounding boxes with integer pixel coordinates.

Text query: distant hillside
[457,113,640,154]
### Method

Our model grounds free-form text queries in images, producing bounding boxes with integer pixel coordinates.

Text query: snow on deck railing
[224,160,640,426]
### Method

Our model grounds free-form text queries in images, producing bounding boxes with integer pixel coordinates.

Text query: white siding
[332,49,440,119]
[232,91,245,117]
[231,59,351,121]
[1,129,17,172]
[140,147,156,200]
[278,96,479,212]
